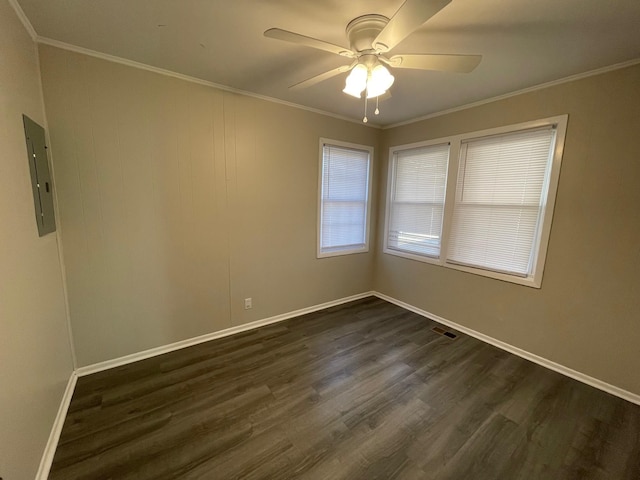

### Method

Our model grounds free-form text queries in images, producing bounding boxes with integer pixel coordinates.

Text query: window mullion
[440,138,461,266]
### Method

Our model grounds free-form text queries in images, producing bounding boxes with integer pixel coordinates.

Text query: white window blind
[387,143,450,258]
[319,143,371,255]
[446,127,557,276]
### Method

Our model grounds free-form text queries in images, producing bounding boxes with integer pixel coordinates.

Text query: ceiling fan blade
[265,28,354,58]
[373,0,452,52]
[289,64,354,90]
[389,54,482,73]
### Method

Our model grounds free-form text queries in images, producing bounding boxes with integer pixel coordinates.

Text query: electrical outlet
[244,298,252,310]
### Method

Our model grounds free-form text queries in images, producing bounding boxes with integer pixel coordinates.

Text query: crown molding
[7,0,37,40]
[26,34,640,132]
[383,58,640,129]
[36,36,381,129]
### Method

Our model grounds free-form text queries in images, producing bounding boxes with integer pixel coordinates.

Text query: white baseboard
[36,290,639,480]
[76,291,376,377]
[373,291,640,406]
[36,371,77,480]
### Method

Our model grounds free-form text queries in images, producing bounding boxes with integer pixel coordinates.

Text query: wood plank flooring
[49,297,640,479]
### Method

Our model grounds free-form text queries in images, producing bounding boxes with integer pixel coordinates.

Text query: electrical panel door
[23,115,56,236]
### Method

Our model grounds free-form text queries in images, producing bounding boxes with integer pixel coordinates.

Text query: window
[447,128,556,276]
[385,142,450,260]
[318,139,373,257]
[383,115,567,287]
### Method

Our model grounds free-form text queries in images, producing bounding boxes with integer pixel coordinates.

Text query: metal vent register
[432,326,458,339]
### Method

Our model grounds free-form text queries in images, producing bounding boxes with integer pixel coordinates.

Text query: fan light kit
[264,0,482,123]
[342,63,394,100]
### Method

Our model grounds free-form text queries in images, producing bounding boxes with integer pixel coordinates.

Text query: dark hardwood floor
[49,297,640,479]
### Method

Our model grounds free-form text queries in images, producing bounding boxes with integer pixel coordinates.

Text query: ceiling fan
[264,0,481,121]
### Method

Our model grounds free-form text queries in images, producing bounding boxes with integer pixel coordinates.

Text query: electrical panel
[23,115,56,236]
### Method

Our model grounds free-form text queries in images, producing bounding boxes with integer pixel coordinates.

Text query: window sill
[382,247,441,266]
[382,249,543,288]
[444,261,542,288]
[318,245,369,258]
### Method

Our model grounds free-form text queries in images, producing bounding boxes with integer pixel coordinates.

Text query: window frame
[383,138,452,266]
[317,138,374,258]
[383,115,568,288]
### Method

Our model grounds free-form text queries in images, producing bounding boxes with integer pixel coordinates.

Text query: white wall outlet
[244,298,252,310]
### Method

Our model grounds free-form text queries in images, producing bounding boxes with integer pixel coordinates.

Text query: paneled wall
[39,45,378,367]
[0,1,75,478]
[375,64,640,395]
[36,38,640,399]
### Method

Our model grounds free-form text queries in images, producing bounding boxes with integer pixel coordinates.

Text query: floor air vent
[432,326,457,339]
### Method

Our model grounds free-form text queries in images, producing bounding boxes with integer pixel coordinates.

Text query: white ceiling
[17,0,640,126]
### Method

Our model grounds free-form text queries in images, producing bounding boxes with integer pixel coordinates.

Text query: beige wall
[0,8,635,475]
[374,64,640,395]
[35,39,640,400]
[0,2,75,479]
[39,45,378,367]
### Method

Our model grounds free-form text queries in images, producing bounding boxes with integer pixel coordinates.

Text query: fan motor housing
[346,14,389,52]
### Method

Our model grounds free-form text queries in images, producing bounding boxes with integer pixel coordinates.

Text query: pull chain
[374,96,380,115]
[363,95,368,123]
